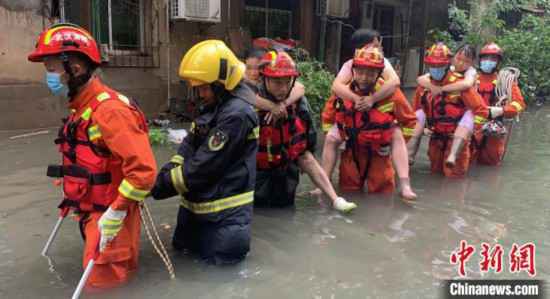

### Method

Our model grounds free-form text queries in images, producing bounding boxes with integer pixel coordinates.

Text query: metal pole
[59,0,65,22]
[108,0,113,51]
[265,0,269,37]
[166,0,171,107]
[319,15,327,62]
[41,216,65,256]
[71,259,95,299]
[335,20,342,69]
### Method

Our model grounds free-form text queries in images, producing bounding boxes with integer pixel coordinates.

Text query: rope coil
[495,67,521,106]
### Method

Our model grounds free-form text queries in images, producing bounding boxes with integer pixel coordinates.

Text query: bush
[148,127,169,146]
[497,15,550,98]
[293,48,335,125]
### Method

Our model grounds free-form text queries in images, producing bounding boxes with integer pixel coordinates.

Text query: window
[242,0,293,39]
[90,0,144,51]
[62,0,159,67]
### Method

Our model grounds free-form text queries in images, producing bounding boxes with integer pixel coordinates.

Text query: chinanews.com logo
[443,240,544,298]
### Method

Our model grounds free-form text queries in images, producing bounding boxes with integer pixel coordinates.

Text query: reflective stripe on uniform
[267,138,273,162]
[248,126,259,140]
[401,127,414,137]
[170,154,184,165]
[96,92,111,102]
[117,94,130,105]
[474,115,487,125]
[374,81,383,92]
[377,102,394,113]
[81,107,93,121]
[180,191,254,214]
[170,165,188,194]
[322,122,333,133]
[510,101,523,112]
[118,179,149,202]
[88,124,102,141]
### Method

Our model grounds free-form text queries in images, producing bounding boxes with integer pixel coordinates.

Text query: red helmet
[28,23,101,65]
[424,43,452,66]
[260,51,299,78]
[353,45,385,69]
[480,42,503,58]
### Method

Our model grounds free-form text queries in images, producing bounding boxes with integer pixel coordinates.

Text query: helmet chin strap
[262,76,296,103]
[60,52,93,101]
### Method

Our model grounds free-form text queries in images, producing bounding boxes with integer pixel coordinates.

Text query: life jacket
[334,79,395,150]
[257,103,309,169]
[321,94,338,132]
[421,72,467,135]
[477,74,498,106]
[47,90,147,212]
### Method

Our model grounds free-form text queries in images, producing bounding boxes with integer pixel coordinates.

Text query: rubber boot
[407,135,422,165]
[399,177,417,202]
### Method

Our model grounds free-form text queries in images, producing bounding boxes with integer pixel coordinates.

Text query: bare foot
[308,188,323,196]
[445,156,456,168]
[400,185,417,202]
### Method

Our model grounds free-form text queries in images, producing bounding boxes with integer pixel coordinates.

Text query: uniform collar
[68,76,104,112]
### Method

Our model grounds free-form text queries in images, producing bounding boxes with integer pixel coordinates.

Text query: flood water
[0,106,548,298]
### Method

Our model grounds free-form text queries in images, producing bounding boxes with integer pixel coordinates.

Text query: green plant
[293,48,335,125]
[148,128,169,146]
[497,15,550,98]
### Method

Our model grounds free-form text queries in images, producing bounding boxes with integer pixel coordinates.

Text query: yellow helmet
[178,40,245,91]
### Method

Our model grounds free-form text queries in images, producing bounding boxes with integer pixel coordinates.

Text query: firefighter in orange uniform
[28,23,157,290]
[472,42,526,165]
[412,43,489,177]
[254,50,356,212]
[335,46,417,194]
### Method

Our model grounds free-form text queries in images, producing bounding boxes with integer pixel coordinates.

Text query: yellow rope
[139,202,176,279]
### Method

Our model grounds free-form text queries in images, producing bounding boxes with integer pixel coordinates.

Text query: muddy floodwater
[1,106,548,299]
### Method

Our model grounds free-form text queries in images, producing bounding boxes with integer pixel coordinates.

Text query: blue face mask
[429,67,447,81]
[46,72,69,98]
[480,60,497,74]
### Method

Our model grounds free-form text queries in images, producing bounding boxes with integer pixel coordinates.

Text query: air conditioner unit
[327,0,350,18]
[171,0,221,23]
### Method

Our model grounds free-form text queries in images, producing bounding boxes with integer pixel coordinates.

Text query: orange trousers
[472,133,507,166]
[428,137,471,178]
[339,147,395,193]
[80,203,141,290]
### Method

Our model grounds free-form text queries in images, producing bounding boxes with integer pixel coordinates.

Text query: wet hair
[350,29,381,50]
[244,48,266,61]
[455,44,476,60]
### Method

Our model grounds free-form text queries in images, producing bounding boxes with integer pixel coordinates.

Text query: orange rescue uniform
[472,73,526,165]
[337,81,416,192]
[68,77,157,290]
[321,93,338,133]
[413,72,489,177]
